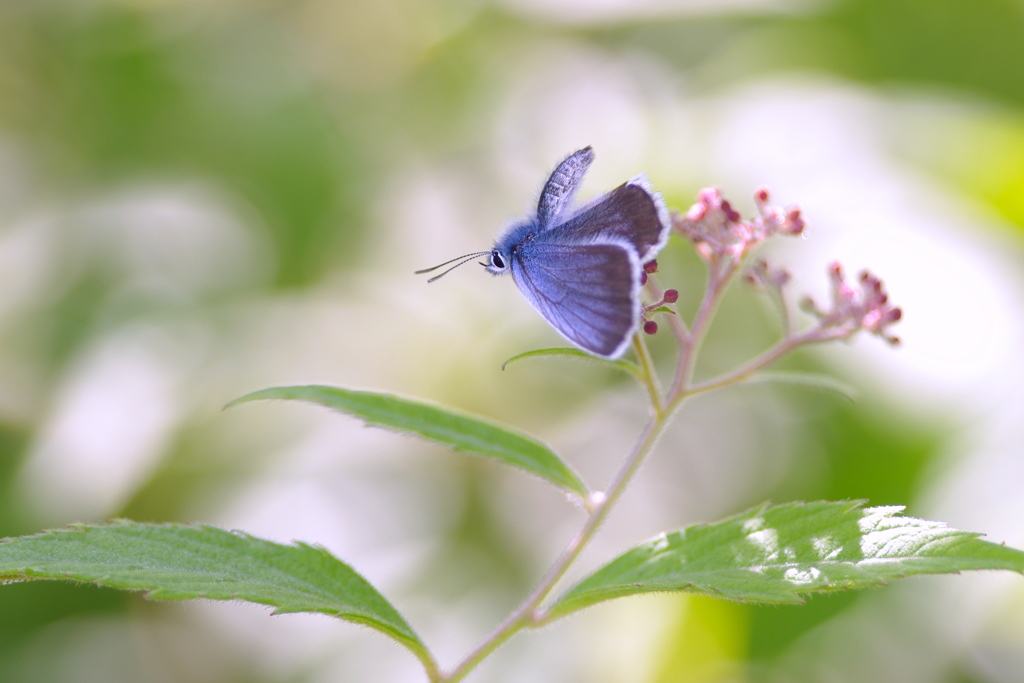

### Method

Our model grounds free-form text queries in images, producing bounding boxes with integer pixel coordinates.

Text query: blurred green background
[1,0,1023,681]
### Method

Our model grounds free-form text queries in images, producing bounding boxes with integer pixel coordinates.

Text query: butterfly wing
[509,240,639,359]
[536,147,595,230]
[554,175,669,261]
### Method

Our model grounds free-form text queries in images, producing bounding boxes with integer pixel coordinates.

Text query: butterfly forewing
[509,241,639,358]
[536,147,595,230]
[553,179,668,260]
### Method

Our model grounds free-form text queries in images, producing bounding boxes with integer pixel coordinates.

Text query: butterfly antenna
[415,251,489,283]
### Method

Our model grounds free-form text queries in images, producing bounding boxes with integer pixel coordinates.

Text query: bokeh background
[1,0,1023,681]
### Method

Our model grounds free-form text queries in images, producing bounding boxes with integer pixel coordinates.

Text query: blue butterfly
[417,147,669,359]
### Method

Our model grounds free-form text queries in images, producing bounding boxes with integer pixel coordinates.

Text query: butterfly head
[485,247,510,275]
[486,220,536,276]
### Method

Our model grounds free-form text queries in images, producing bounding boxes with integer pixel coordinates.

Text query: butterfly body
[419,147,669,359]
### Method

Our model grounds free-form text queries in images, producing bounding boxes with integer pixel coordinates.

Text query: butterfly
[417,146,669,359]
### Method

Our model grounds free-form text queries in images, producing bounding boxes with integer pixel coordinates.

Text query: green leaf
[646,305,675,315]
[0,521,430,661]
[741,371,858,401]
[501,347,641,379]
[227,385,588,497]
[548,501,1024,619]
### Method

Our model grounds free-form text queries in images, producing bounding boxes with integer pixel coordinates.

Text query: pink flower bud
[805,262,902,344]
[674,186,805,265]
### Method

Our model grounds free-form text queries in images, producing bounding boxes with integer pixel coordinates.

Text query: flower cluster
[802,262,903,345]
[672,187,804,265]
[665,186,901,347]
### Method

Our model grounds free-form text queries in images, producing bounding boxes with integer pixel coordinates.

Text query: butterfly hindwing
[554,176,668,260]
[509,240,639,358]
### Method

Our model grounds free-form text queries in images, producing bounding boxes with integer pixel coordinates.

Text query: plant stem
[419,652,443,683]
[632,333,664,416]
[668,261,736,405]
[442,416,665,681]
[687,327,852,396]
[441,336,670,682]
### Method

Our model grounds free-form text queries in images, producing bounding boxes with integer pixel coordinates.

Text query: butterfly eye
[490,250,506,270]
